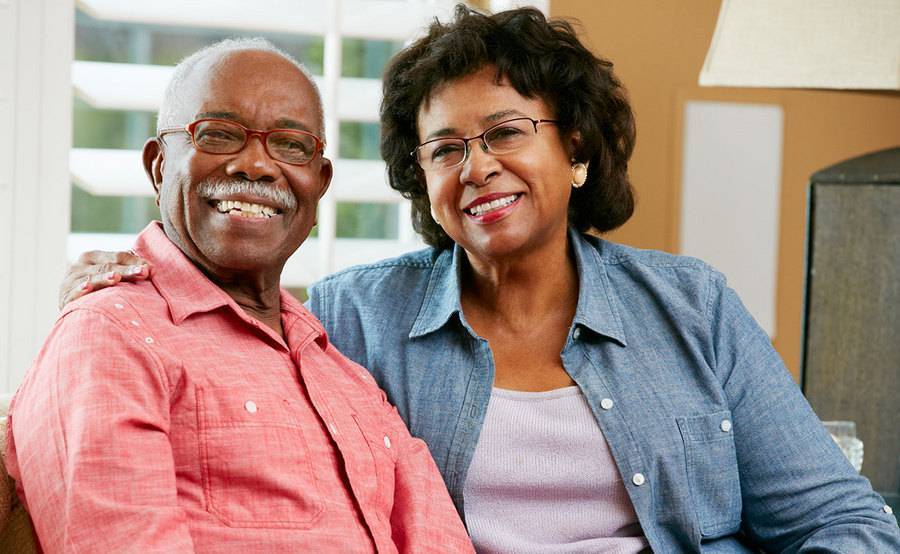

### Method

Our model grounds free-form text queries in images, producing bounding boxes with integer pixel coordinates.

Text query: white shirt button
[383,435,392,449]
[144,336,154,344]
[329,423,338,435]
[130,320,140,327]
[720,419,732,433]
[114,303,124,310]
[572,328,581,340]
[244,400,258,413]
[632,473,646,486]
[884,505,894,515]
[600,398,614,410]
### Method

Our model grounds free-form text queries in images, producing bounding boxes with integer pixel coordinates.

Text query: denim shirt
[307,229,899,553]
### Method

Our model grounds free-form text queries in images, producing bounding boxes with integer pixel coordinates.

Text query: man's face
[144,50,332,283]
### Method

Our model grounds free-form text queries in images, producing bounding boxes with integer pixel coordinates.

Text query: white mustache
[197,178,297,211]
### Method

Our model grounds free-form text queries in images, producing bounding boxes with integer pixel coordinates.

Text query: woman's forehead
[417,71,550,134]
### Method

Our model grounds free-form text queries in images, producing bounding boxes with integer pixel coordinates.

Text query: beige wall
[551,0,900,379]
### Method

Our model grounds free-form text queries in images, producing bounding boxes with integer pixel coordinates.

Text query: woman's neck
[461,232,579,329]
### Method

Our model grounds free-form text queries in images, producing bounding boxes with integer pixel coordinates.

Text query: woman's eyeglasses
[412,117,558,171]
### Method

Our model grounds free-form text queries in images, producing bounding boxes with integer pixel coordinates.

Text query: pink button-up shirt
[6,222,472,553]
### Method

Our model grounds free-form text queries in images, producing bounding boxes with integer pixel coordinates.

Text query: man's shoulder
[61,280,171,335]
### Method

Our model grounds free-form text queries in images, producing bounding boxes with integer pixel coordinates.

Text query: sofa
[0,393,38,553]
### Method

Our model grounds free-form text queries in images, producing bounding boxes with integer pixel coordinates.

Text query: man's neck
[216,278,285,338]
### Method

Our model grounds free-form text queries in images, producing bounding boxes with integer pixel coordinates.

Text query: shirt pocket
[197,387,323,528]
[676,410,742,538]
[350,412,397,510]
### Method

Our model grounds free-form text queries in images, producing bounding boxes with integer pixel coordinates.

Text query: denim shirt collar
[409,227,627,345]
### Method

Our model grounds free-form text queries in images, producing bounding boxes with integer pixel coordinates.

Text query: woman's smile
[462,192,523,223]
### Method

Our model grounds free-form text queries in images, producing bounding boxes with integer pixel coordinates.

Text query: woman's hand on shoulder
[59,250,152,309]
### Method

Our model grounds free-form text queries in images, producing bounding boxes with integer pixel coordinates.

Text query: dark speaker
[802,146,900,509]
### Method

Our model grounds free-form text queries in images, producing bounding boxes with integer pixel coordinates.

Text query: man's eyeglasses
[157,118,325,166]
[412,117,558,171]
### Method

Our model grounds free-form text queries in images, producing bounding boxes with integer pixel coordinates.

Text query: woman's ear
[142,138,164,201]
[567,130,583,160]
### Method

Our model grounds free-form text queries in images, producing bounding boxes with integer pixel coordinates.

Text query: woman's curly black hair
[380,4,636,249]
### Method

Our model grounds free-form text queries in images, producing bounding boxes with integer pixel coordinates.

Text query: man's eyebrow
[194,113,315,133]
[196,111,238,121]
[273,118,314,133]
[423,109,528,141]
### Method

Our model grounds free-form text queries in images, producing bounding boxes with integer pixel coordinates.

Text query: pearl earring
[571,160,589,188]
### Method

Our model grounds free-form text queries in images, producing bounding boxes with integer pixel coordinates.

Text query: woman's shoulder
[585,234,711,271]
[576,234,729,311]
[308,246,446,306]
[317,246,440,284]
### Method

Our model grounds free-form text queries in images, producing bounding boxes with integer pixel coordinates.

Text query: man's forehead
[178,50,322,126]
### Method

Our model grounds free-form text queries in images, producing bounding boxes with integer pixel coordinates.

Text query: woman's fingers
[58,251,152,309]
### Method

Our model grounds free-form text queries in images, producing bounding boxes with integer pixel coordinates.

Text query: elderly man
[5,39,472,553]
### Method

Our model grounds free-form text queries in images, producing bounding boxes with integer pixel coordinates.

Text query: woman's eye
[431,143,463,160]
[488,126,525,142]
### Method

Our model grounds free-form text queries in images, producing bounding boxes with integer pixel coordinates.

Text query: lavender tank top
[462,386,650,553]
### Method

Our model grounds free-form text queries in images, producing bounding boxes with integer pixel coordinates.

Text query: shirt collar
[409,227,627,345]
[409,245,467,339]
[133,222,326,345]
[133,222,231,324]
[568,227,627,346]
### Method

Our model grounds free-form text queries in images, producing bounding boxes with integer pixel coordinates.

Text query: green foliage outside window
[339,122,382,160]
[72,8,398,240]
[342,38,402,78]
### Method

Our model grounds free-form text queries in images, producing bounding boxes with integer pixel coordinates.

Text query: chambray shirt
[308,228,900,553]
[7,223,473,553]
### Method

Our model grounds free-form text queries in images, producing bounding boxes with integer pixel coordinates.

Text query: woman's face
[416,66,576,262]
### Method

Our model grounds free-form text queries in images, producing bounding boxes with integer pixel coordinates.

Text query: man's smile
[212,199,280,219]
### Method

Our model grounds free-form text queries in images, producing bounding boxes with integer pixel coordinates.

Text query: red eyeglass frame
[157,118,326,166]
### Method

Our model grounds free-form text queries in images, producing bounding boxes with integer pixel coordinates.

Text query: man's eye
[273,139,311,153]
[198,130,240,143]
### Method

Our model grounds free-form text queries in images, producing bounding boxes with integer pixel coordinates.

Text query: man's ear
[317,157,333,201]
[142,138,164,203]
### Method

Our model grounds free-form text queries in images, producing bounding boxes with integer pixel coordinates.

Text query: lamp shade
[700,0,900,90]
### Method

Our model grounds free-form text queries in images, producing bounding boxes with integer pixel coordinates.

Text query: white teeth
[215,200,278,218]
[468,194,518,216]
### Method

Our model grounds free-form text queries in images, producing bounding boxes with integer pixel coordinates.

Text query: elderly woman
[58,6,899,553]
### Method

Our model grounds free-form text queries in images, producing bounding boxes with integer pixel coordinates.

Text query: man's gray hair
[156,37,324,137]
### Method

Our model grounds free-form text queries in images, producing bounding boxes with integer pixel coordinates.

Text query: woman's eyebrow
[423,110,528,141]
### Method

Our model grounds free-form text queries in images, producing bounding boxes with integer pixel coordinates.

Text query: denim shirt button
[720,419,732,432]
[632,473,646,486]
[572,327,581,340]
[600,398,614,410]
[884,505,894,515]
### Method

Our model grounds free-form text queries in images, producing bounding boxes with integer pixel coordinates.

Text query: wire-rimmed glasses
[412,117,558,171]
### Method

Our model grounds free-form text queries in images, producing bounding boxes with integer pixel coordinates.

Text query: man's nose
[226,136,278,182]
